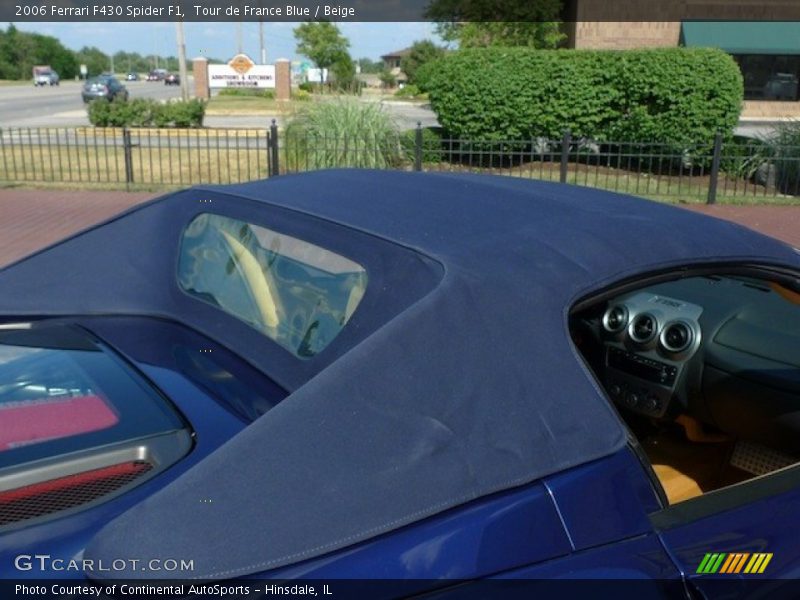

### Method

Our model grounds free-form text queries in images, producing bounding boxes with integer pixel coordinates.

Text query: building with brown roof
[562,0,800,117]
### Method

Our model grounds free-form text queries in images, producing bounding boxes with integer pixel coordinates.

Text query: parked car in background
[32,66,59,86]
[126,72,139,81]
[81,75,129,103]
[1,171,799,598]
[164,73,180,86]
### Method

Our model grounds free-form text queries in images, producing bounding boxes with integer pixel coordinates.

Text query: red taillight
[0,395,119,452]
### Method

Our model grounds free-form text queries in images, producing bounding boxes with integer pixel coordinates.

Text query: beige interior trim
[220,230,283,331]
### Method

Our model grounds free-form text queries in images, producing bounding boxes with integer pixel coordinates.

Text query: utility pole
[259,20,266,64]
[110,53,114,75]
[237,22,243,55]
[176,20,189,100]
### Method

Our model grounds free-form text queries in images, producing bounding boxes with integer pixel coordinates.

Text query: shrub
[87,98,205,128]
[721,136,772,181]
[166,99,205,128]
[284,98,401,169]
[379,70,396,88]
[767,121,800,195]
[421,47,743,151]
[298,81,315,93]
[218,88,275,99]
[87,99,113,126]
[292,89,312,101]
[395,84,421,99]
[400,127,443,163]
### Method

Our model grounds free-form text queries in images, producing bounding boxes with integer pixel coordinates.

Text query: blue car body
[1,171,799,599]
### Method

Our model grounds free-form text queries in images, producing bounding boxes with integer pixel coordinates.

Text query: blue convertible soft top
[1,171,797,579]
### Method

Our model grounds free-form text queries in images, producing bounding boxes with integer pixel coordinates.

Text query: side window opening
[570,269,800,506]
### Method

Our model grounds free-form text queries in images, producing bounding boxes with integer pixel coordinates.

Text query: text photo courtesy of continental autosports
[1,1,800,599]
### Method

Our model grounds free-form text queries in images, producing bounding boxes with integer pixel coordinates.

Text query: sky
[8,21,444,63]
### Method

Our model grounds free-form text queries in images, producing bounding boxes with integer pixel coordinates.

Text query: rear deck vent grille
[0,461,152,527]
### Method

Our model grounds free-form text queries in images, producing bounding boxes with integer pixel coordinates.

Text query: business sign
[208,53,275,89]
[305,68,328,84]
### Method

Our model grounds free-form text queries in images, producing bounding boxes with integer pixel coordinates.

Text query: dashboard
[572,273,800,454]
[600,291,702,418]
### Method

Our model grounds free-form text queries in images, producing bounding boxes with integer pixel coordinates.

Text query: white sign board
[208,54,276,89]
[79,64,88,76]
[305,68,328,84]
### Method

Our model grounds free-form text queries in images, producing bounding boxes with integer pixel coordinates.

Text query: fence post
[269,119,280,177]
[707,131,723,205]
[560,129,571,184]
[414,122,423,172]
[122,127,134,189]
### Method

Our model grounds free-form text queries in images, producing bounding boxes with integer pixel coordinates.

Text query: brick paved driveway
[0,189,798,269]
[0,189,158,268]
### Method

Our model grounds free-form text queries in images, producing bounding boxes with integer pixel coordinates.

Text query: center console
[600,292,702,417]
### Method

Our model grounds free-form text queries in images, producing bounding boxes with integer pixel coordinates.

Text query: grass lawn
[205,96,307,116]
[0,142,269,188]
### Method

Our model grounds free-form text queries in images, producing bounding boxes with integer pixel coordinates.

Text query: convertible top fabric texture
[2,171,798,579]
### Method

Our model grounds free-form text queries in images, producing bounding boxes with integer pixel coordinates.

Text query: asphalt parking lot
[0,188,798,269]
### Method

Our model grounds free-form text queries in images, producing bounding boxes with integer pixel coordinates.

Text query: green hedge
[421,48,743,147]
[88,98,205,128]
[217,88,275,99]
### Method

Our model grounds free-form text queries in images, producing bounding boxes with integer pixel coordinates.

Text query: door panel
[656,473,800,599]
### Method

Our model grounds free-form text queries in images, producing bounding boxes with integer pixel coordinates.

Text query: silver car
[81,75,129,103]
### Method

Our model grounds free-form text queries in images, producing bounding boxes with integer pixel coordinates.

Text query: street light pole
[259,20,266,64]
[176,21,189,100]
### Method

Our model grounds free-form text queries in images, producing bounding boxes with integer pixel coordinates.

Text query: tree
[356,57,382,74]
[400,40,445,86]
[331,53,356,91]
[76,46,110,77]
[378,70,396,89]
[294,22,351,86]
[0,25,78,80]
[34,34,79,78]
[113,51,151,74]
[426,0,566,48]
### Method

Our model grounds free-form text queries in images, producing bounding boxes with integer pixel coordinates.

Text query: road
[0,80,187,127]
[0,81,437,130]
[368,99,440,130]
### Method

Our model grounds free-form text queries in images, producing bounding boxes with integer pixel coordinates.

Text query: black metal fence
[0,127,272,188]
[1,122,799,204]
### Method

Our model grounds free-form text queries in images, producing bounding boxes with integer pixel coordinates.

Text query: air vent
[629,313,658,344]
[602,305,629,333]
[0,461,152,527]
[660,321,693,353]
